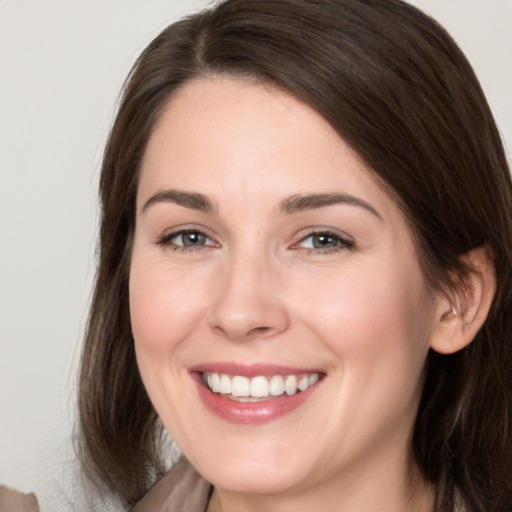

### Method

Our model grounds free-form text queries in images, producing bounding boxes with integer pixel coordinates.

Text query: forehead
[138,76,398,223]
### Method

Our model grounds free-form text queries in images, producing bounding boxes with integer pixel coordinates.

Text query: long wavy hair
[78,0,512,509]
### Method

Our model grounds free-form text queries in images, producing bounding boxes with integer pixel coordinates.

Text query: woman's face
[130,77,439,498]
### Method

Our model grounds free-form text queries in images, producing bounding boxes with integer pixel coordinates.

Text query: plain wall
[1,0,511,509]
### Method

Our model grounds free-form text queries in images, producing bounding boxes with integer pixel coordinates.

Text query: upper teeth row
[203,372,320,398]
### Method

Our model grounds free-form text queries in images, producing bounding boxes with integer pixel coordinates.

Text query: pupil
[313,234,336,248]
[184,232,204,246]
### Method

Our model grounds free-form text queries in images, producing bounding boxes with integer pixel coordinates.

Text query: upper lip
[189,362,324,377]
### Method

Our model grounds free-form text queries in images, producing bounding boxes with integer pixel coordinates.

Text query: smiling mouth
[201,372,321,402]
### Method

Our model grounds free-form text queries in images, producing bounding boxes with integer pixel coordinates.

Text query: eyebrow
[141,189,382,221]
[142,189,217,214]
[279,193,383,221]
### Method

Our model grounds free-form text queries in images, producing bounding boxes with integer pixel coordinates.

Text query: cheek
[129,255,208,355]
[292,260,435,453]
[128,252,210,428]
[295,257,434,379]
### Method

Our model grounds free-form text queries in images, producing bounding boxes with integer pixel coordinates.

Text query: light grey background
[1,0,511,507]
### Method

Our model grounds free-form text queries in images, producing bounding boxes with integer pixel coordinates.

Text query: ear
[430,245,496,355]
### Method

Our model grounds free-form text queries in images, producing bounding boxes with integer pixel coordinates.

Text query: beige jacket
[0,485,39,512]
[130,458,211,512]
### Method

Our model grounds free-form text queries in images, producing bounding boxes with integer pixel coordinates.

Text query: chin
[200,460,307,496]
[181,435,311,495]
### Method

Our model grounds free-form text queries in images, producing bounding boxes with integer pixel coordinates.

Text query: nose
[207,251,290,342]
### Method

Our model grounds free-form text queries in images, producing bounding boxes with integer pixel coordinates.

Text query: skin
[129,77,443,511]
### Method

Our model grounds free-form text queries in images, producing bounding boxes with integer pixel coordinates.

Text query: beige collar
[130,457,212,512]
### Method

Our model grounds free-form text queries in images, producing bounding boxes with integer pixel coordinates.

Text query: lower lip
[193,375,320,425]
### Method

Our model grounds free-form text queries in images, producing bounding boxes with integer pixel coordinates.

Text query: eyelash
[155,228,354,255]
[293,230,354,255]
[155,228,217,252]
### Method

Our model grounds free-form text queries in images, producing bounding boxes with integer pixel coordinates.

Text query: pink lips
[189,363,323,425]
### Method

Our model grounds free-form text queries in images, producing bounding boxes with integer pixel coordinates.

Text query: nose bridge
[208,243,289,341]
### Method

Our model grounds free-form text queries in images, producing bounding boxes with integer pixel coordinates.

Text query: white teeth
[219,374,231,394]
[203,371,321,399]
[231,376,250,397]
[308,373,319,386]
[269,375,285,396]
[250,376,269,397]
[285,375,297,395]
[298,375,309,391]
[211,373,220,393]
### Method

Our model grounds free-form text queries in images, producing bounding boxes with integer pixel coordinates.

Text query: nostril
[212,324,274,341]
[212,325,226,337]
[246,326,274,338]
[251,326,271,334]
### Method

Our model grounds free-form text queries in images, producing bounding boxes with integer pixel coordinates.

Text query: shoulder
[130,457,212,512]
[0,484,39,512]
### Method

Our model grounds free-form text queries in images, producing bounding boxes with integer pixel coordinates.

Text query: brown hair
[78,0,512,509]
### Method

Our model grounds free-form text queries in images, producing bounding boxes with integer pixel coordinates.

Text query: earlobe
[430,245,496,355]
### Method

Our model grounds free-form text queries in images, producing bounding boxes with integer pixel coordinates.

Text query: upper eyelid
[171,229,214,242]
[159,224,215,238]
[155,226,218,246]
[293,227,354,242]
[288,230,355,253]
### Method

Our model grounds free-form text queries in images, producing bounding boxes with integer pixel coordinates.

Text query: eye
[173,230,212,247]
[156,229,217,251]
[295,231,354,253]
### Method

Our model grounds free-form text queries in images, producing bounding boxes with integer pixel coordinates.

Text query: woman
[78,0,512,510]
